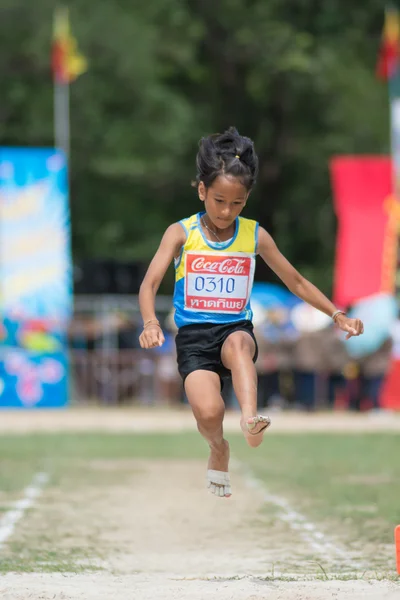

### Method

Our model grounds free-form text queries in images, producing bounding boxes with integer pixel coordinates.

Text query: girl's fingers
[139,332,157,349]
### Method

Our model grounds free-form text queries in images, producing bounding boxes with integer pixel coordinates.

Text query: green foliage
[0,0,391,292]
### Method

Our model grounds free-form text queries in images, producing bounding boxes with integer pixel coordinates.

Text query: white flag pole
[54,78,70,163]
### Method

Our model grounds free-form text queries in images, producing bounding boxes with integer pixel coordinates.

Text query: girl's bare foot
[207,439,231,497]
[242,415,271,448]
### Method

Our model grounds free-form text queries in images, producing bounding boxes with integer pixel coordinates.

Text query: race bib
[184,251,255,313]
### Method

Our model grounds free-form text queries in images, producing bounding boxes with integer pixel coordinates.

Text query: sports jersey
[173,211,258,328]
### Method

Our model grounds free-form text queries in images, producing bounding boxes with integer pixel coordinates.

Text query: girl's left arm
[257,227,364,339]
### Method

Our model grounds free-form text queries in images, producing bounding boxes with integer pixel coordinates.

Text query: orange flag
[376,8,400,80]
[51,6,87,84]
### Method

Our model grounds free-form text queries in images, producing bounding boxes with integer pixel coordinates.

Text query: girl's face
[198,175,249,230]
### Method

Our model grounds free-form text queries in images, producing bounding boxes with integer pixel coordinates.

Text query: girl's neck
[202,213,235,242]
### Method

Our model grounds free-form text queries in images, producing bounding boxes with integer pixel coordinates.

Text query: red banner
[329,156,394,308]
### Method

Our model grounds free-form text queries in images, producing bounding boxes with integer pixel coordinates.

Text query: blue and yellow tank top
[173,212,259,328]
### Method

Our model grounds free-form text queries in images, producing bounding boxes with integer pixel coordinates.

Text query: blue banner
[0,148,71,408]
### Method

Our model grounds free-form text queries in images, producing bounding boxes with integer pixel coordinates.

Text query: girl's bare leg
[221,331,270,448]
[185,370,231,497]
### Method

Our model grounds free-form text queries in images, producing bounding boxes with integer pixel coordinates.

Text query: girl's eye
[215,199,223,203]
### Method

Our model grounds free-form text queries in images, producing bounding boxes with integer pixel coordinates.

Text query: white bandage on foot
[207,469,232,498]
[246,415,271,434]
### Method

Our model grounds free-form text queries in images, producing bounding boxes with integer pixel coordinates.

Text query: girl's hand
[139,323,165,349]
[335,314,364,340]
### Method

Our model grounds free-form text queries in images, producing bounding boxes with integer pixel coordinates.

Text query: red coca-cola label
[190,256,247,274]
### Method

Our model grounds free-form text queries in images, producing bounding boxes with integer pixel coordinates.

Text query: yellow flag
[52,6,87,83]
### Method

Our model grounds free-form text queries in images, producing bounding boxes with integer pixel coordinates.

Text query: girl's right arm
[138,223,186,349]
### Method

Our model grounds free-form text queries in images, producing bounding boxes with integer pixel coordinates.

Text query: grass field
[0,410,399,599]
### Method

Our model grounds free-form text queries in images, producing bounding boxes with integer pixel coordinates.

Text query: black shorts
[175,320,258,385]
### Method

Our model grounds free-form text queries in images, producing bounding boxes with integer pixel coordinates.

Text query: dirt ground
[0,572,399,600]
[0,405,399,434]
[0,407,399,600]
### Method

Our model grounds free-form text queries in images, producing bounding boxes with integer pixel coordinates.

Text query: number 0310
[194,276,235,294]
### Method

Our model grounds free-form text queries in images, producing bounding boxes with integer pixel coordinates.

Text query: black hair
[194,126,259,191]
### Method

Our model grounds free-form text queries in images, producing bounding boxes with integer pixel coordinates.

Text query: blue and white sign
[0,148,71,407]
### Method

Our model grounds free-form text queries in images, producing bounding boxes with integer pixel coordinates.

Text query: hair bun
[195,127,258,190]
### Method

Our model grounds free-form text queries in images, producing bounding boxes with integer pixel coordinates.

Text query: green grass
[229,433,400,546]
[0,543,103,574]
[0,432,206,491]
[0,431,399,575]
[1,431,398,533]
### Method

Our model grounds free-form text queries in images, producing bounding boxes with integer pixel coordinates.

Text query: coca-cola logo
[191,257,247,274]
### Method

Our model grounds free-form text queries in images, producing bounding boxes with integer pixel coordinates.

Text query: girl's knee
[195,403,224,428]
[223,332,255,363]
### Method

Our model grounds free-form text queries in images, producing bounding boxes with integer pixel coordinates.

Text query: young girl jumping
[138,127,364,498]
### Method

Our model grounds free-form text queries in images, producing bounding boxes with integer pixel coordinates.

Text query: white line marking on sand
[0,472,49,548]
[233,460,362,569]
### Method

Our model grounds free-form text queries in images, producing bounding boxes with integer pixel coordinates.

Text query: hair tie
[235,155,240,159]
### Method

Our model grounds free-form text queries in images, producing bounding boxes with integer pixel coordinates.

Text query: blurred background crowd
[67,285,394,411]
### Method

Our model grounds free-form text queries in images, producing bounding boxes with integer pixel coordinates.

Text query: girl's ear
[198,181,206,201]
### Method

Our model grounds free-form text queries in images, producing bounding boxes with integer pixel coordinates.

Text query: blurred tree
[0,0,391,293]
